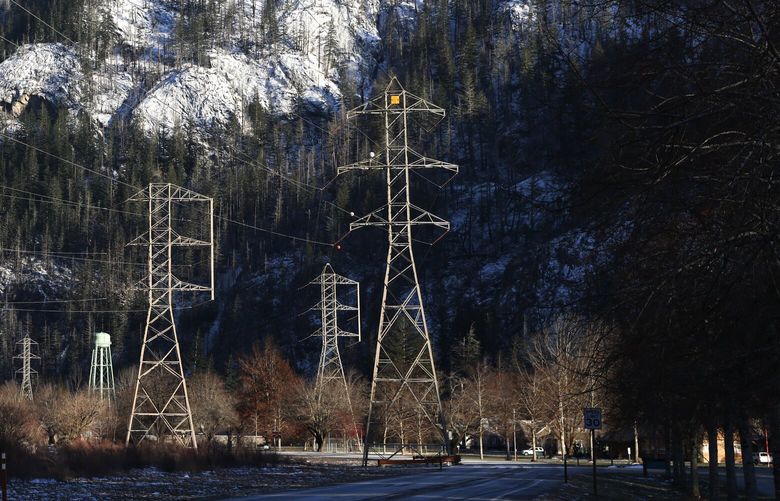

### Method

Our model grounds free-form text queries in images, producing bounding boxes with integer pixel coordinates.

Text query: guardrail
[362,443,460,468]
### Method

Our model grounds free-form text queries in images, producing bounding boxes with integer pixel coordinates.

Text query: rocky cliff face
[0,0,386,137]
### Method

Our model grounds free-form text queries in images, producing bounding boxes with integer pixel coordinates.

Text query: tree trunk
[738,415,757,500]
[479,427,484,460]
[665,423,672,478]
[672,426,686,486]
[690,432,700,498]
[634,421,640,464]
[707,419,719,500]
[531,429,537,462]
[770,403,780,500]
[724,416,737,500]
[559,400,567,458]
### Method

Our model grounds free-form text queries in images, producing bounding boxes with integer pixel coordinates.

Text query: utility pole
[89,332,116,405]
[126,183,214,449]
[309,264,361,450]
[14,334,39,401]
[338,77,458,464]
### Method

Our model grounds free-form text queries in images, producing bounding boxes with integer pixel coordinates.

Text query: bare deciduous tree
[189,370,237,447]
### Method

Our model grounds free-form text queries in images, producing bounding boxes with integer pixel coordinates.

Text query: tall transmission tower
[338,77,458,460]
[14,334,39,401]
[126,183,214,449]
[88,332,115,404]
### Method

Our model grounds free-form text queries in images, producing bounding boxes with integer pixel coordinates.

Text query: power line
[0,184,144,217]
[0,247,145,267]
[215,213,334,247]
[9,0,76,45]
[2,297,108,304]
[0,11,366,248]
[0,130,340,247]
[0,131,137,189]
[0,298,213,314]
[0,34,19,48]
[0,305,190,313]
[144,89,354,217]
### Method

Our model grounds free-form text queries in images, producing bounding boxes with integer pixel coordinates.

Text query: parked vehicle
[521,447,544,456]
[753,452,772,465]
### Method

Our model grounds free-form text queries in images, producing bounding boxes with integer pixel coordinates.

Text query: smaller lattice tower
[89,332,115,404]
[309,264,361,395]
[309,264,362,450]
[14,335,40,401]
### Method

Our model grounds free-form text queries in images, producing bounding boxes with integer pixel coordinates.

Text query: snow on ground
[6,463,408,500]
[89,56,136,127]
[0,0,387,136]
[379,0,422,34]
[133,48,340,137]
[105,0,175,51]
[0,257,74,297]
[500,0,534,30]
[0,43,82,116]
[278,0,381,91]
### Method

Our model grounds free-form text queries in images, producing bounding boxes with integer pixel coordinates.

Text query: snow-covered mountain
[0,0,386,137]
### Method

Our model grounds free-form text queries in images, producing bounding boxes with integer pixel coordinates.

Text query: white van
[753,452,773,465]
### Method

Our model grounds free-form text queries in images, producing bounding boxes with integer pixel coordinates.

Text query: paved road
[223,463,592,500]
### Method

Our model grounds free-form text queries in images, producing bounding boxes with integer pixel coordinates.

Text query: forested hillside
[1,3,779,494]
[0,0,581,378]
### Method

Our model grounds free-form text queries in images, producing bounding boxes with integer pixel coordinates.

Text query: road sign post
[1,451,7,501]
[584,408,602,497]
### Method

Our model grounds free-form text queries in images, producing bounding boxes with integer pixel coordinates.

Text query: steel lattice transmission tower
[126,183,214,449]
[14,335,39,401]
[337,77,458,458]
[308,264,362,450]
[89,332,116,404]
[310,264,361,393]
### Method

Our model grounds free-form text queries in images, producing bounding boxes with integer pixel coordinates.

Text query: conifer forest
[0,0,778,499]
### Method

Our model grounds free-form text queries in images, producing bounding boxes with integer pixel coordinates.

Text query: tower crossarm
[348,204,450,231]
[346,78,446,119]
[337,149,457,175]
[127,183,212,203]
[126,232,210,247]
[335,327,360,338]
[310,300,359,312]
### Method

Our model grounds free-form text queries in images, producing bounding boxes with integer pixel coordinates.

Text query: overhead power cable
[0,184,145,217]
[9,0,76,45]
[0,131,338,247]
[0,246,146,267]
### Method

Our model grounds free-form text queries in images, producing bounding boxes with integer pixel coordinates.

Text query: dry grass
[539,473,692,500]
[3,440,285,481]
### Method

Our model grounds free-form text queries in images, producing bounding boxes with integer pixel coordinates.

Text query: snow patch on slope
[134,49,340,137]
[0,43,135,128]
[500,0,534,30]
[89,55,136,127]
[0,43,82,115]
[0,257,74,297]
[106,0,175,51]
[278,0,381,93]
